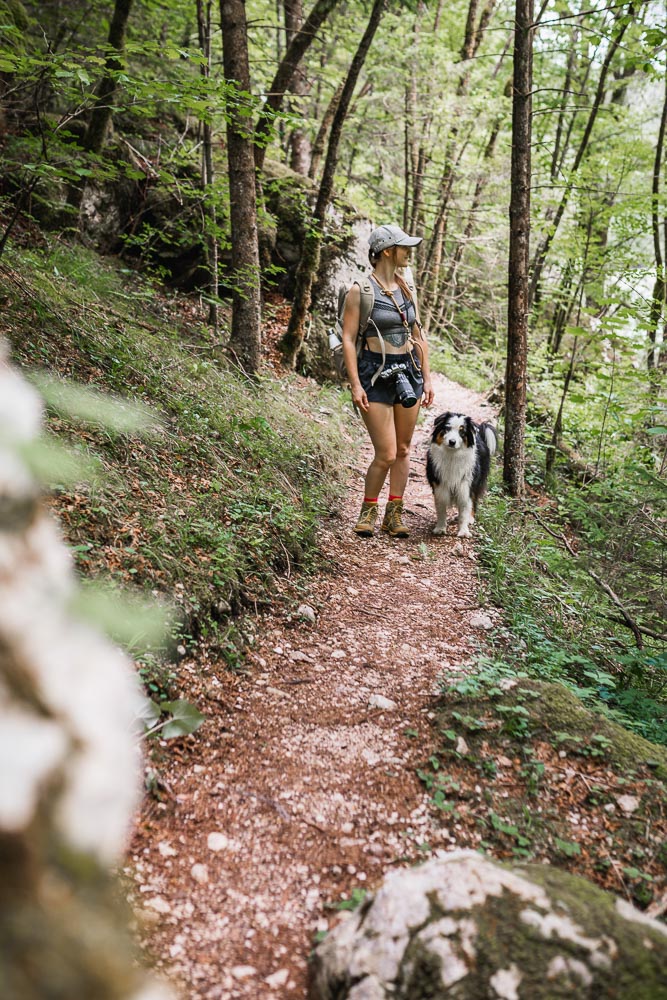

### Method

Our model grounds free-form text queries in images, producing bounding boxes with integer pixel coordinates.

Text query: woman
[342,224,434,538]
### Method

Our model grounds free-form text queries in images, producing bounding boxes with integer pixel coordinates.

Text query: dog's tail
[480,422,497,456]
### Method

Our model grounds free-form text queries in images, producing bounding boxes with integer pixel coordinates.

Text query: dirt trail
[129,373,497,999]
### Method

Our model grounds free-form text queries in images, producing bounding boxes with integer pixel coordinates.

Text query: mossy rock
[310,851,667,999]
[441,676,667,781]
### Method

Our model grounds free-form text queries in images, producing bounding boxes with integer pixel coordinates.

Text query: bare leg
[388,401,421,496]
[360,403,397,498]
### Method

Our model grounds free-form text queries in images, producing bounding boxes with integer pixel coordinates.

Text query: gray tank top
[369,283,416,348]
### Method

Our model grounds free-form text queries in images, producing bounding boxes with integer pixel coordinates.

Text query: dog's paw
[432,525,447,536]
[457,526,471,538]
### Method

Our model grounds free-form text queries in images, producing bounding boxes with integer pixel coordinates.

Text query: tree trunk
[197,0,219,333]
[529,5,633,307]
[503,0,533,498]
[83,0,134,153]
[648,64,667,371]
[220,0,262,373]
[254,0,339,170]
[280,0,386,367]
[308,78,343,180]
[284,0,312,174]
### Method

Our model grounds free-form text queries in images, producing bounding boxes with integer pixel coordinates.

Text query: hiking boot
[353,501,379,537]
[381,499,409,538]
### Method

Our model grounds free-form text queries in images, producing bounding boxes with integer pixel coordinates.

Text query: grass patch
[474,486,667,747]
[2,241,356,658]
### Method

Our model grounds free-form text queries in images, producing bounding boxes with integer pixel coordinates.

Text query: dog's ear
[432,412,451,442]
[464,417,476,448]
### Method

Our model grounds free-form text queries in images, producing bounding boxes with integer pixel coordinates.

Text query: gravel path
[129,373,497,999]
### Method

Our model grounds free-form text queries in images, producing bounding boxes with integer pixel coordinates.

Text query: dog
[426,412,497,537]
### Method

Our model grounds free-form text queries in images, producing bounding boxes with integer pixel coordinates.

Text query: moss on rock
[310,852,667,999]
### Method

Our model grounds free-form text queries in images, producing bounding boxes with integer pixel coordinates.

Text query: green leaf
[554,838,581,857]
[159,699,205,739]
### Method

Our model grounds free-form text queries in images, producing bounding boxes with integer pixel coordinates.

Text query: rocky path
[129,374,497,999]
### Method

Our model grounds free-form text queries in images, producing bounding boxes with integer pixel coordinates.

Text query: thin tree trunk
[529,5,633,307]
[285,0,311,174]
[308,78,343,180]
[197,0,219,333]
[439,117,501,322]
[83,0,134,153]
[220,0,262,373]
[254,0,339,170]
[546,337,578,475]
[280,0,386,367]
[503,0,533,498]
[648,64,667,371]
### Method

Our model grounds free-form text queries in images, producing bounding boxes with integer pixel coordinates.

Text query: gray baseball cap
[369,224,422,255]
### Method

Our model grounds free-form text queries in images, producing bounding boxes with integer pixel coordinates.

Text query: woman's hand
[351,381,370,412]
[422,378,435,408]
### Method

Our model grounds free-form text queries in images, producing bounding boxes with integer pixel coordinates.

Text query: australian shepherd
[426,412,497,537]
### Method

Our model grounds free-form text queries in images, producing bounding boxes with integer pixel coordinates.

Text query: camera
[376,362,418,408]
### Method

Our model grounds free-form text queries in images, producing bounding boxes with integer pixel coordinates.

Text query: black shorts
[358,350,424,406]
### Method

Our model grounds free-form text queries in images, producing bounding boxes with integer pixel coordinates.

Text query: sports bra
[368,283,416,349]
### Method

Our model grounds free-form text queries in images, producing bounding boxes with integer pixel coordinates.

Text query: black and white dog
[426,412,497,537]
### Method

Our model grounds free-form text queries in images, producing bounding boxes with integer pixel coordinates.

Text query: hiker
[342,224,434,539]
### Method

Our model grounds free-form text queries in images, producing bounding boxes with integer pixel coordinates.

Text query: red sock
[364,497,378,504]
[388,494,402,502]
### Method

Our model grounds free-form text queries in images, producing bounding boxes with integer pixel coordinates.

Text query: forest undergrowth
[2,233,667,922]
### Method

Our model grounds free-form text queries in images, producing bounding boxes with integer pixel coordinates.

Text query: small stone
[176,644,186,657]
[191,863,209,884]
[456,736,470,755]
[499,678,518,691]
[616,794,640,815]
[231,966,257,980]
[207,832,229,851]
[265,969,289,988]
[290,649,312,662]
[369,694,397,711]
[297,604,317,623]
[145,896,171,914]
[604,803,616,814]
[157,841,177,857]
[331,649,346,659]
[452,543,464,556]
[497,755,513,768]
[469,612,493,629]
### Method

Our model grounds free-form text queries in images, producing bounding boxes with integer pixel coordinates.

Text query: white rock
[456,737,470,756]
[290,650,312,662]
[157,841,177,857]
[231,966,257,980]
[145,896,171,915]
[297,604,316,623]
[469,613,493,629]
[369,695,397,711]
[616,795,640,815]
[331,649,347,659]
[207,832,229,851]
[191,863,209,884]
[265,968,290,988]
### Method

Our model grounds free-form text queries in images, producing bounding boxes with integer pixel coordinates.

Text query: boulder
[309,850,667,999]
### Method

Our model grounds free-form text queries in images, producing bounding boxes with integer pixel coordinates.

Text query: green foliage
[5,240,352,658]
[475,482,667,746]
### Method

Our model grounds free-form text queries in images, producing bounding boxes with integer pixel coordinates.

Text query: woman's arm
[413,322,434,408]
[342,284,369,412]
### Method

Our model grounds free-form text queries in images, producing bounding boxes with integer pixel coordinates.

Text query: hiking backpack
[328,273,420,383]
[328,277,375,381]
